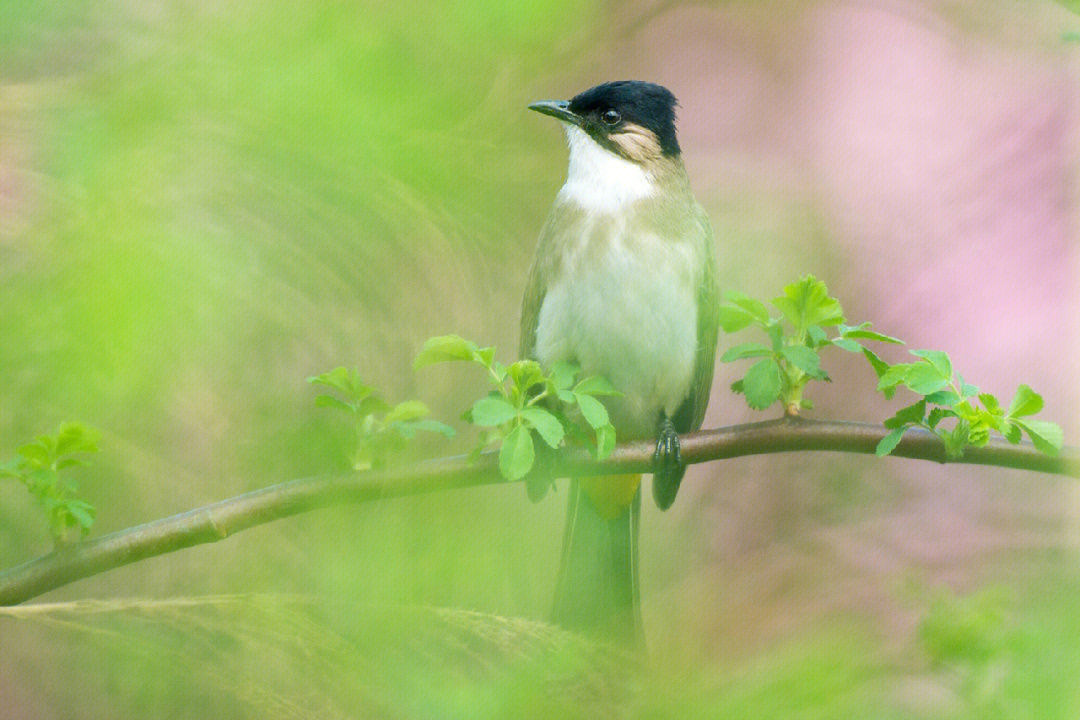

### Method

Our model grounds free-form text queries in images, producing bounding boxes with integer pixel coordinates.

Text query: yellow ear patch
[580,474,642,519]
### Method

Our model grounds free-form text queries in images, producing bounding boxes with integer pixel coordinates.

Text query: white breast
[534,217,700,440]
[558,126,654,213]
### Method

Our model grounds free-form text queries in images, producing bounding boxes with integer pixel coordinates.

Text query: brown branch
[1,417,1076,606]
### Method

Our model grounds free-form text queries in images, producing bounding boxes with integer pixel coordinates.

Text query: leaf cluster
[414,335,620,481]
[721,275,1064,460]
[719,275,902,414]
[871,350,1063,458]
[0,422,99,545]
[308,367,454,470]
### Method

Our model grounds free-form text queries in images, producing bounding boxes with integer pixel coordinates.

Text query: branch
[1,417,1076,605]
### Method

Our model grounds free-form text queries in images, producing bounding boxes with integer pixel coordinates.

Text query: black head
[529,80,681,160]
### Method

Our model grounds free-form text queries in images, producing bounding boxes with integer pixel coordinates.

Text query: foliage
[308,367,454,470]
[719,275,902,414]
[872,355,1062,459]
[721,275,1064,460]
[414,334,620,481]
[0,422,99,545]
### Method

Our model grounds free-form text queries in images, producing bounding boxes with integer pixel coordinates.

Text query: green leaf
[563,419,592,447]
[65,500,96,535]
[721,343,773,363]
[807,326,828,347]
[574,375,621,396]
[499,424,535,481]
[548,361,580,391]
[979,393,1002,414]
[357,395,392,416]
[884,400,927,430]
[473,346,497,368]
[385,400,430,423]
[575,393,610,429]
[1007,384,1043,418]
[730,379,744,394]
[839,325,904,344]
[307,367,370,400]
[469,396,518,427]
[780,345,824,378]
[862,347,891,379]
[957,373,979,399]
[724,291,771,324]
[409,419,456,438]
[943,422,970,458]
[771,275,845,330]
[905,362,950,396]
[985,412,1012,436]
[742,358,783,410]
[64,500,96,531]
[1013,419,1064,456]
[53,423,99,456]
[924,390,961,407]
[314,395,355,414]
[390,421,418,439]
[508,360,545,394]
[34,434,57,455]
[766,322,784,352]
[25,467,58,493]
[1001,421,1022,444]
[877,363,912,400]
[594,423,616,460]
[17,443,50,467]
[968,419,990,448]
[520,407,564,449]
[717,304,757,333]
[876,427,908,456]
[413,334,480,369]
[910,350,953,381]
[556,389,576,405]
[831,338,861,353]
[927,407,952,429]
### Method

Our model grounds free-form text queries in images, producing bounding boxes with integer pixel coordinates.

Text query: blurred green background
[2,0,1079,717]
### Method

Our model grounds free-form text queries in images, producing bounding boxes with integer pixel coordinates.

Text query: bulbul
[520,81,719,642]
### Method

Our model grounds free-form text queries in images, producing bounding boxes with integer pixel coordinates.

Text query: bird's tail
[551,475,643,646]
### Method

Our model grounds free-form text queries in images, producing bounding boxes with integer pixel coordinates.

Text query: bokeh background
[2,0,1079,717]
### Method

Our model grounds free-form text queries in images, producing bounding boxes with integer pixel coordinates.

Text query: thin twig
[1,417,1076,606]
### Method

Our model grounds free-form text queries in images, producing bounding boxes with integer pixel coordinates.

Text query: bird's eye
[601,109,621,125]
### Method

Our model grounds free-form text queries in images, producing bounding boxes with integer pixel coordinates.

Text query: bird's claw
[652,417,681,473]
[651,414,685,510]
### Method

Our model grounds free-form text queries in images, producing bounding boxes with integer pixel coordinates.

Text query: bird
[519,81,719,644]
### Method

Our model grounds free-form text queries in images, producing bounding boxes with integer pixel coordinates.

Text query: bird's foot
[652,414,685,510]
[653,414,681,471]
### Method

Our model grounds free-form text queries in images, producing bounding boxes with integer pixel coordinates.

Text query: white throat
[557,125,654,213]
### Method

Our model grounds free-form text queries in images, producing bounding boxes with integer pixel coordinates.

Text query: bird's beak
[528,100,581,126]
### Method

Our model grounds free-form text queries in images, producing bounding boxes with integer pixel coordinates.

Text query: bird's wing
[518,243,546,361]
[519,201,574,360]
[672,206,720,434]
[519,203,572,502]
